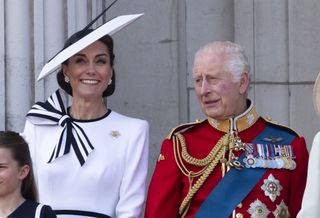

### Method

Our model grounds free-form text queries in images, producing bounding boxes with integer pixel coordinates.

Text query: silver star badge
[261,174,282,202]
[273,200,290,218]
[247,199,270,218]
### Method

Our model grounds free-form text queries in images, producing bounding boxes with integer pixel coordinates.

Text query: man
[145,41,308,218]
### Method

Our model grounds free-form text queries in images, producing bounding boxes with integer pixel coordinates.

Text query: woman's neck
[0,194,25,217]
[69,98,108,120]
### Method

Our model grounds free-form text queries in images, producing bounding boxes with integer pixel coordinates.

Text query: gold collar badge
[158,154,165,162]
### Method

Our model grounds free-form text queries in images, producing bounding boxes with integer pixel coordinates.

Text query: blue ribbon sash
[195,125,296,218]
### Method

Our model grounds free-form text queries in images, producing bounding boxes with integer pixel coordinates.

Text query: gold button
[235,213,243,218]
[237,203,243,208]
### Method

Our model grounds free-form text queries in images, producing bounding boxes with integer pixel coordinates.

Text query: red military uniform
[145,102,308,218]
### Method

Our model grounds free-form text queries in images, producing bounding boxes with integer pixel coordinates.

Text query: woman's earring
[108,79,112,85]
[65,76,70,83]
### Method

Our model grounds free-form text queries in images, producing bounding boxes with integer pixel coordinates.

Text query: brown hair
[0,131,38,201]
[57,29,116,97]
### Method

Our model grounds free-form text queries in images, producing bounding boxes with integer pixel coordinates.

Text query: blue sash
[195,125,295,218]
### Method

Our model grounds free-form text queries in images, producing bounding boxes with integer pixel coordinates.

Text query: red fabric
[145,118,308,218]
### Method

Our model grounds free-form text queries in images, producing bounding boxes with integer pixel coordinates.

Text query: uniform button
[235,213,243,218]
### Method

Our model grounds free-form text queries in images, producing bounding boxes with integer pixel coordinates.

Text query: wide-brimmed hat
[37,13,143,81]
[313,72,320,118]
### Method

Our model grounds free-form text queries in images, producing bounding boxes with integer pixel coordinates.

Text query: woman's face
[0,148,29,198]
[63,40,113,101]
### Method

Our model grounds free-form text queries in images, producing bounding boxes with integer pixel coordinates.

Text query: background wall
[1,0,320,193]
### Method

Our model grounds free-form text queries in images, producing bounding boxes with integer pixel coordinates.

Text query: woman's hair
[0,131,38,201]
[57,29,116,97]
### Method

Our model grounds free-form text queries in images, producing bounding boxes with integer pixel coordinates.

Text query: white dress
[23,109,149,218]
[297,131,320,218]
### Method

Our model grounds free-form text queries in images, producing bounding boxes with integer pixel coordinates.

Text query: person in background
[297,72,320,218]
[22,12,149,218]
[145,41,309,218]
[0,131,56,218]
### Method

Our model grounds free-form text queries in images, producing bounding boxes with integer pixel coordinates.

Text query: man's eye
[194,78,202,83]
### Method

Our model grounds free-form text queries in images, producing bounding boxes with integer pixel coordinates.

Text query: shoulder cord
[173,133,229,217]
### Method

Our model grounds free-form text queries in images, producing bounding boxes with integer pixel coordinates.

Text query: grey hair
[194,41,251,82]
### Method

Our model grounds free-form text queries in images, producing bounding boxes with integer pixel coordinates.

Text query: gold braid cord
[173,133,230,217]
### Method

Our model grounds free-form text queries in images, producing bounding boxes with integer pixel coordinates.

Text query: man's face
[193,52,248,120]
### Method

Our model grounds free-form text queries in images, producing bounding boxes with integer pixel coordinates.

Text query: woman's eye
[97,59,107,64]
[75,58,85,64]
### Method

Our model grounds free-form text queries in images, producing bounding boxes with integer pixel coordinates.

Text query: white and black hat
[38,0,143,96]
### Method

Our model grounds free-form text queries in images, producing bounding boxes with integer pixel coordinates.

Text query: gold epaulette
[166,119,207,139]
[262,116,300,137]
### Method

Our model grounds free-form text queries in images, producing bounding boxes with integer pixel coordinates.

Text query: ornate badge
[244,154,257,168]
[247,199,270,218]
[262,136,283,143]
[273,200,290,218]
[261,174,282,202]
[110,130,120,138]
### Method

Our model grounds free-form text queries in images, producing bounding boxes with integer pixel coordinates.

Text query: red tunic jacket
[145,106,308,218]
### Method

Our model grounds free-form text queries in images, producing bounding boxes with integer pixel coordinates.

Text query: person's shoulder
[166,119,207,139]
[110,110,148,123]
[109,110,149,130]
[261,116,300,137]
[38,203,57,218]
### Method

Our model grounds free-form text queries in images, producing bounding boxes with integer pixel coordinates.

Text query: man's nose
[200,79,210,95]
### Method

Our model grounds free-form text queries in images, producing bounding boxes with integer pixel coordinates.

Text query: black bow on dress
[26,89,94,166]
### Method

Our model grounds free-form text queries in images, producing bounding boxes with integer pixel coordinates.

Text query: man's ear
[239,72,250,94]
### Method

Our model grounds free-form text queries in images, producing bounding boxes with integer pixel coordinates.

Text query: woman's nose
[86,63,96,74]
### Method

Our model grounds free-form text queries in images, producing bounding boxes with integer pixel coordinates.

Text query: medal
[261,174,282,202]
[243,142,296,170]
[244,154,257,168]
[273,200,290,218]
[247,199,270,218]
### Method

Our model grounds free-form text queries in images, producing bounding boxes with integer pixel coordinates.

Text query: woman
[22,23,149,217]
[0,131,56,218]
[297,72,320,217]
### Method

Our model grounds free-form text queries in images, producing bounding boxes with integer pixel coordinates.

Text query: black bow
[26,89,94,166]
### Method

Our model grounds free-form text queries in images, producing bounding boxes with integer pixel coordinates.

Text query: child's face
[0,148,29,198]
